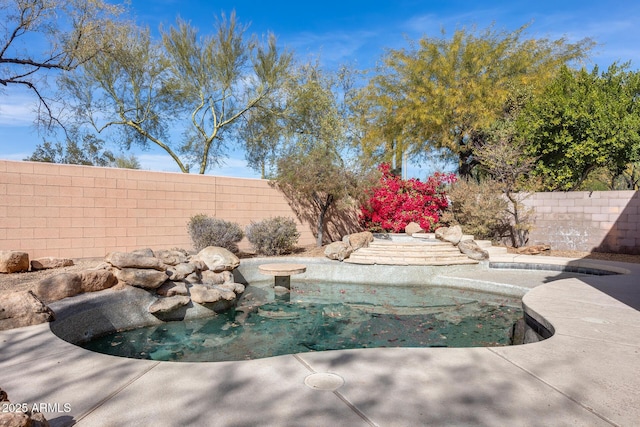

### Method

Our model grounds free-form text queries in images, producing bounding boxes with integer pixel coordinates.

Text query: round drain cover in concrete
[304,372,344,391]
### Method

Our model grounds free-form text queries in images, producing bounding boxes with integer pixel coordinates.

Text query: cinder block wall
[523,191,640,253]
[2,160,639,257]
[0,160,318,258]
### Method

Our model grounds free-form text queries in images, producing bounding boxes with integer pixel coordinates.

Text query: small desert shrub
[245,216,300,256]
[440,178,511,241]
[187,214,244,253]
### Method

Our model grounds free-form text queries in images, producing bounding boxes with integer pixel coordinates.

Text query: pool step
[345,240,479,266]
[343,238,507,266]
[356,242,462,253]
[344,256,479,266]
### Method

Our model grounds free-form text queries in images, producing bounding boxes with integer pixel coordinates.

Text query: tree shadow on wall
[270,182,362,246]
[580,190,640,310]
[592,191,640,255]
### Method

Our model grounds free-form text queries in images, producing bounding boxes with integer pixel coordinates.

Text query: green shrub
[187,214,244,253]
[245,216,300,256]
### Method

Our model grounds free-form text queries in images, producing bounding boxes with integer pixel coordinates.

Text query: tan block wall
[3,159,638,257]
[0,160,322,258]
[523,191,640,253]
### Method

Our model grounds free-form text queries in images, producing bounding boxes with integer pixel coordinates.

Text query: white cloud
[0,95,39,127]
[286,29,381,67]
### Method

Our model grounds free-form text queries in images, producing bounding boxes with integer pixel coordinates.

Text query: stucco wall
[0,160,320,258]
[523,191,640,254]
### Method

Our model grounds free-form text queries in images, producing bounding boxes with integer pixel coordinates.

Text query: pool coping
[1,254,639,426]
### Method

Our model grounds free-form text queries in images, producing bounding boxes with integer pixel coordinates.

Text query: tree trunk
[314,193,334,247]
[316,209,325,247]
[391,140,403,177]
[506,190,527,248]
[458,148,476,178]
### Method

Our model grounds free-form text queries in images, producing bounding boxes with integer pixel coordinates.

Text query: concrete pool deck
[1,254,639,426]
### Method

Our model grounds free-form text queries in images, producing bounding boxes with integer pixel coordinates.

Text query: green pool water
[80,282,523,362]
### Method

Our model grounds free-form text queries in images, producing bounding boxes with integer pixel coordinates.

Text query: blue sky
[1,0,639,178]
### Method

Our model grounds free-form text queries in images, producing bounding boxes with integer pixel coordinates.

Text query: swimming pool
[78,280,523,362]
[50,257,604,362]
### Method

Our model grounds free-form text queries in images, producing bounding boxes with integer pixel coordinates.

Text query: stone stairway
[344,235,507,266]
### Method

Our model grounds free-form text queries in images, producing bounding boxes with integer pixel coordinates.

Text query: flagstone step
[362,244,462,254]
[344,256,478,265]
[348,251,471,261]
[341,235,503,266]
[412,232,476,241]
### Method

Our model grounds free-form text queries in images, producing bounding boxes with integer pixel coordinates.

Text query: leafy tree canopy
[519,63,640,190]
[25,133,115,166]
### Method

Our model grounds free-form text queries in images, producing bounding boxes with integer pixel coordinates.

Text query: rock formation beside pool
[103,246,245,315]
[0,246,246,331]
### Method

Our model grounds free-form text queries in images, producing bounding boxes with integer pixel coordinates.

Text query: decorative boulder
[156,281,189,297]
[115,268,168,289]
[344,231,374,251]
[218,282,245,294]
[201,270,234,285]
[34,273,83,302]
[192,247,240,272]
[324,241,353,261]
[184,272,202,285]
[435,225,463,245]
[0,291,55,330]
[34,269,117,302]
[105,251,165,271]
[0,251,29,273]
[458,240,489,261]
[189,284,224,304]
[154,249,189,266]
[79,269,118,293]
[30,257,74,271]
[148,295,191,314]
[166,262,197,281]
[405,222,425,236]
[131,248,155,257]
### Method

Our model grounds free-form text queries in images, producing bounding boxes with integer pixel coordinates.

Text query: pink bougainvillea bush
[360,163,456,233]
